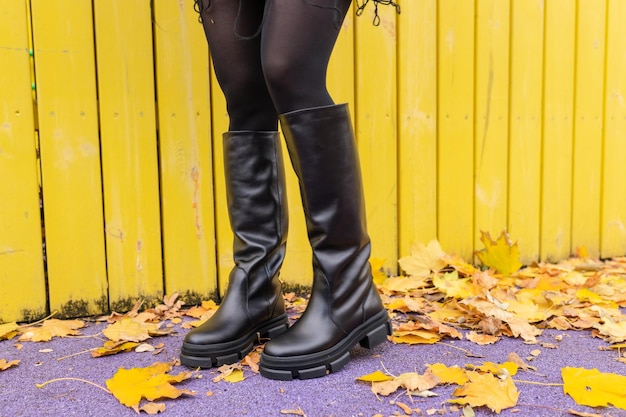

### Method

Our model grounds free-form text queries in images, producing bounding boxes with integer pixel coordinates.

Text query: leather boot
[180,131,289,368]
[260,104,392,380]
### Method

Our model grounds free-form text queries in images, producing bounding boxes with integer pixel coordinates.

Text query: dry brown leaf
[139,402,166,415]
[506,352,537,371]
[567,410,604,417]
[466,331,500,345]
[280,407,306,416]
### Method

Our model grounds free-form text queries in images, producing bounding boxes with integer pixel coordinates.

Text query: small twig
[513,379,564,387]
[36,377,111,394]
[436,341,485,358]
[515,403,572,413]
[21,311,58,327]
[380,361,397,378]
[56,348,98,361]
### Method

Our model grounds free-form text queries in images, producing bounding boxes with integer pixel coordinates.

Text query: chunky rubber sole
[180,314,289,368]
[259,309,392,380]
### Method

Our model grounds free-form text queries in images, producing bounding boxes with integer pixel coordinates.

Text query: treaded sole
[180,314,289,369]
[259,310,392,380]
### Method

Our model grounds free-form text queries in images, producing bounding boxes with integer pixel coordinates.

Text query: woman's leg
[258,0,391,380]
[180,0,290,369]
[198,0,277,130]
[260,0,352,114]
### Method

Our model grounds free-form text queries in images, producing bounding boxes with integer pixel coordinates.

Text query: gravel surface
[1,318,625,417]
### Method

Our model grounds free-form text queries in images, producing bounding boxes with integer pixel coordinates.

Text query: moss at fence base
[55,296,109,319]
[178,289,218,307]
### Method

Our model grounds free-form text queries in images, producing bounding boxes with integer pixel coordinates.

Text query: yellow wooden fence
[1,0,625,323]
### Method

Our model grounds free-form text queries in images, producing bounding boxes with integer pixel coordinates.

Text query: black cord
[355,0,400,26]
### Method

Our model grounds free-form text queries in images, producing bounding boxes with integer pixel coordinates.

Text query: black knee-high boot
[180,131,289,368]
[260,104,392,380]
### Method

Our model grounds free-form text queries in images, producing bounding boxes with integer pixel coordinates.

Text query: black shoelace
[356,0,401,26]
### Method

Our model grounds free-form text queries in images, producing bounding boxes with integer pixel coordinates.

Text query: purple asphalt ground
[1,315,625,417]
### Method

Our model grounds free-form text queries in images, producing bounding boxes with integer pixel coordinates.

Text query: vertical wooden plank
[474,0,510,249]
[93,0,163,310]
[540,0,576,261]
[31,0,108,317]
[398,0,438,257]
[571,0,606,258]
[209,58,233,296]
[508,0,544,264]
[0,0,47,322]
[601,0,626,257]
[154,0,217,303]
[437,0,474,259]
[355,3,398,272]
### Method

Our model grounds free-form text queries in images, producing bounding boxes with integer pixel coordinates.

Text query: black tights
[197,0,352,131]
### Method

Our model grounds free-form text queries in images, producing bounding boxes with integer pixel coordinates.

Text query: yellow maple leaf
[427,363,469,386]
[18,319,84,342]
[102,318,158,342]
[475,230,522,276]
[433,270,477,299]
[0,322,19,341]
[370,257,388,285]
[0,359,20,371]
[562,367,626,410]
[105,362,195,411]
[449,370,519,413]
[398,240,447,277]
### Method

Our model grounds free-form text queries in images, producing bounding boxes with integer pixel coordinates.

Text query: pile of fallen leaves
[364,231,626,415]
[1,230,625,415]
[377,232,626,347]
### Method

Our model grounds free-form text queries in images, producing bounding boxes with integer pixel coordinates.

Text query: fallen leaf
[213,363,245,383]
[370,257,388,285]
[427,363,469,386]
[0,322,19,340]
[102,318,158,342]
[567,410,604,417]
[139,402,166,414]
[136,343,156,353]
[475,230,522,276]
[449,370,519,413]
[395,401,413,414]
[390,330,441,345]
[466,331,500,345]
[280,407,306,416]
[0,359,20,371]
[356,370,394,383]
[105,362,195,411]
[433,271,477,299]
[18,319,84,342]
[562,367,626,410]
[91,341,140,357]
[506,352,536,371]
[398,240,447,277]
